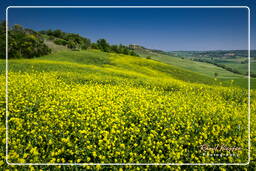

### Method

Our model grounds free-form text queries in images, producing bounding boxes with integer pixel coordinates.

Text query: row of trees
[0,21,139,59]
[92,39,138,56]
[40,29,91,50]
[192,58,252,76]
[246,72,256,78]
[0,22,5,58]
[40,29,138,56]
[0,21,51,59]
[189,50,255,58]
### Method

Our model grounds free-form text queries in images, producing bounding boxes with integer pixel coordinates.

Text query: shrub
[41,29,91,50]
[67,41,77,50]
[54,39,68,46]
[0,21,5,59]
[91,43,99,49]
[0,21,51,59]
[97,39,111,52]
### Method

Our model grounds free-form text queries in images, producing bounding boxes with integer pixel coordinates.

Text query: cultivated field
[0,50,255,170]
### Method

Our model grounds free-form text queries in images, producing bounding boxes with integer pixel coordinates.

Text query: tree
[52,29,63,38]
[67,41,77,50]
[1,22,51,59]
[12,24,23,32]
[91,43,98,49]
[129,51,138,56]
[0,21,6,59]
[54,39,68,46]
[81,37,91,50]
[97,39,111,52]
[40,29,91,50]
[111,45,119,53]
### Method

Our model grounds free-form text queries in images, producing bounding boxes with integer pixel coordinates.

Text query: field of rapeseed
[0,50,255,170]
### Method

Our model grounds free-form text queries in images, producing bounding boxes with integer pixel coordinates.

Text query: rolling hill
[131,45,254,89]
[2,49,241,88]
[0,42,254,167]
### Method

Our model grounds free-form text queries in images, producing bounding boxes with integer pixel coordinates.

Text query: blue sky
[1,0,255,51]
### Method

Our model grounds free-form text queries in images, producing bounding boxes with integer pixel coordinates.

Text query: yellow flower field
[0,50,255,170]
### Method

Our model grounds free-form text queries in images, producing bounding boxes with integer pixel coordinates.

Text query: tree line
[192,58,256,78]
[193,58,242,74]
[0,21,139,59]
[40,29,91,50]
[40,29,138,56]
[92,39,138,56]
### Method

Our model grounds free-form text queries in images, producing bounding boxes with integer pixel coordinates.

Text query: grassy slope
[134,49,242,79]
[214,58,256,75]
[1,49,234,88]
[1,49,252,89]
[134,48,255,89]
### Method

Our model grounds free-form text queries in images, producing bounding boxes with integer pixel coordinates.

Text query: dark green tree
[2,22,51,59]
[97,39,111,52]
[0,21,6,59]
[91,43,98,49]
[67,41,77,50]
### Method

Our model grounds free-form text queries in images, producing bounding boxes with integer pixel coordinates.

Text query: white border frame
[5,6,251,166]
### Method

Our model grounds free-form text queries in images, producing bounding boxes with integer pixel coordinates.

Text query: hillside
[2,22,252,89]
[0,24,253,167]
[167,50,256,77]
[3,50,236,87]
[132,46,254,89]
[169,50,256,58]
[0,48,254,166]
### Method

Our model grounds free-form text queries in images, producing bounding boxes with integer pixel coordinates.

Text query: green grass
[39,49,112,66]
[134,49,255,89]
[135,49,242,79]
[213,57,256,75]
